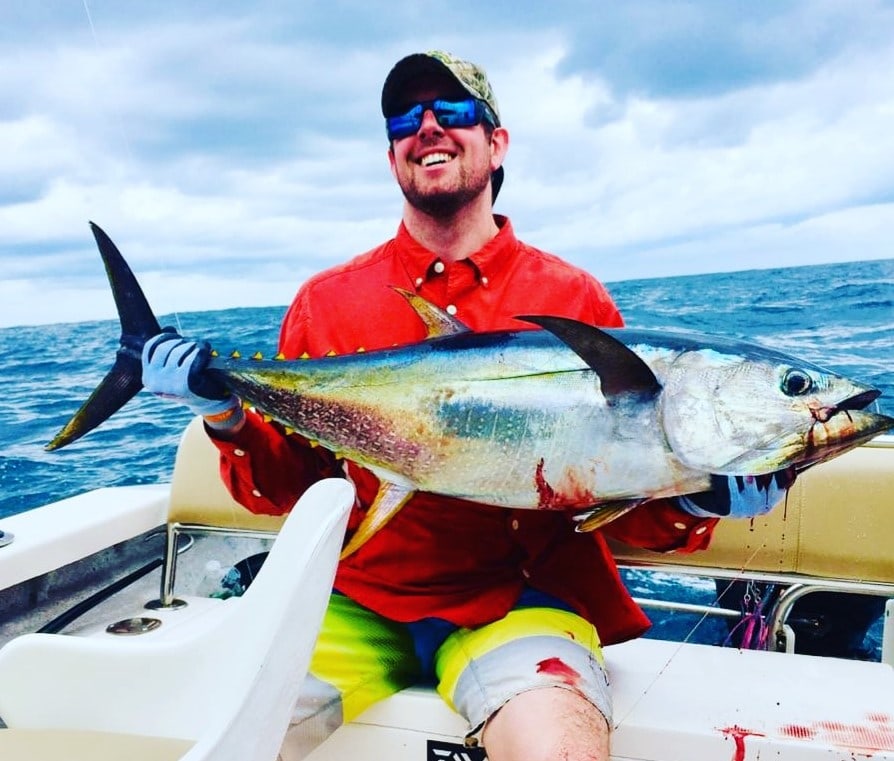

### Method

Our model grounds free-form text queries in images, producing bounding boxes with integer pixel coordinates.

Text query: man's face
[387,76,504,217]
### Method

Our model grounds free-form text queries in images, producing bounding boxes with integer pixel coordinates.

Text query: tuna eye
[781,369,813,396]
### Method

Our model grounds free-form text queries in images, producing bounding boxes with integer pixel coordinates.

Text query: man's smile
[419,152,455,167]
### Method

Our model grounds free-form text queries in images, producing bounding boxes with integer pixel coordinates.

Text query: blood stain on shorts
[536,657,581,686]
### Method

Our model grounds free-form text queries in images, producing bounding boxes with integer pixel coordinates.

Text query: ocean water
[1,257,892,651]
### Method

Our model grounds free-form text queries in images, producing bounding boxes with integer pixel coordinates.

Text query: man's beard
[399,164,492,218]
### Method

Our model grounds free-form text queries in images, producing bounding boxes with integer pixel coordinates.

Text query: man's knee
[481,686,610,761]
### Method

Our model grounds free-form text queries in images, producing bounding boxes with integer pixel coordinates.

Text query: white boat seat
[158,416,289,606]
[0,478,354,761]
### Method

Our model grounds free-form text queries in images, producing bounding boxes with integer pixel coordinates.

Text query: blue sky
[1,1,893,327]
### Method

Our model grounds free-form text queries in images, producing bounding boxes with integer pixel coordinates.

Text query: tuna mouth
[802,399,893,467]
[810,389,880,423]
[836,389,880,411]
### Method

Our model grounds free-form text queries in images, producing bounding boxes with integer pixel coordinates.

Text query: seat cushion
[0,728,194,760]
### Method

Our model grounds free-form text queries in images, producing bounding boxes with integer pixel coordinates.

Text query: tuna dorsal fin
[392,287,470,338]
[517,315,661,403]
[339,481,414,559]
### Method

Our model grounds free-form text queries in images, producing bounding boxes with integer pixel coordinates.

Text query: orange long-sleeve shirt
[211,216,717,645]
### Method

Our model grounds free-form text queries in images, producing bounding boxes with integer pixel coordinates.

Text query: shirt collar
[394,215,519,289]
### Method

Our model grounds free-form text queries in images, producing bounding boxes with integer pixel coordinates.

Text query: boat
[0,416,892,759]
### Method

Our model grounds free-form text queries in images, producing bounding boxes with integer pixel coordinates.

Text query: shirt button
[695,526,708,535]
[481,276,489,286]
[673,522,687,531]
[433,260,445,274]
[415,277,424,287]
[521,569,531,579]
[251,489,262,498]
[511,519,519,530]
[446,304,457,315]
[233,449,245,457]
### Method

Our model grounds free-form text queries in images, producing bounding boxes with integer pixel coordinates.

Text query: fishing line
[81,0,186,336]
[81,0,135,167]
[614,486,796,729]
[612,525,777,731]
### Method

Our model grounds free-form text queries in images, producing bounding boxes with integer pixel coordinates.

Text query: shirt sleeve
[585,276,625,328]
[601,499,719,553]
[208,413,339,515]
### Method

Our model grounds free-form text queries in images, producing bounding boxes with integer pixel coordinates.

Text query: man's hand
[677,467,797,519]
[142,332,244,430]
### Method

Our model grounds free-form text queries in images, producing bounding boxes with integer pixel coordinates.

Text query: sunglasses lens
[386,99,488,140]
[433,99,480,128]
[386,104,424,141]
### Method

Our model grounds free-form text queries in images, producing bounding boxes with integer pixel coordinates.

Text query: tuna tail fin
[45,223,162,451]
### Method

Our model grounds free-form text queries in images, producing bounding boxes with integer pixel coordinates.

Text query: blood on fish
[534,458,558,508]
[534,458,598,510]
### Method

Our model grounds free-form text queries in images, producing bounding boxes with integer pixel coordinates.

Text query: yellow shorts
[289,591,610,751]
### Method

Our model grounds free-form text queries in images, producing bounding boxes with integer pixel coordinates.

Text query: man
[143,51,789,761]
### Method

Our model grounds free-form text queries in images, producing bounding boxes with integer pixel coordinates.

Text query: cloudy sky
[1,1,893,328]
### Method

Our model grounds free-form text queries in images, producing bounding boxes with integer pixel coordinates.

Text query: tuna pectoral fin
[45,354,143,451]
[572,499,645,532]
[339,481,414,559]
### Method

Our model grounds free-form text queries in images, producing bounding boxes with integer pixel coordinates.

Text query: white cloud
[1,1,893,327]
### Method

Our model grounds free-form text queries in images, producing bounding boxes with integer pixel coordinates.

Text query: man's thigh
[284,593,420,758]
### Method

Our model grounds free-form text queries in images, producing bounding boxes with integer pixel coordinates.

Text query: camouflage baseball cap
[381,50,501,125]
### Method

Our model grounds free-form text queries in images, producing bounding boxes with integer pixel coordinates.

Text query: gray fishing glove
[677,469,796,519]
[142,332,243,430]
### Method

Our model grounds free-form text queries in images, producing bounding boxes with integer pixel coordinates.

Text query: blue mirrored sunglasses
[386,98,497,141]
